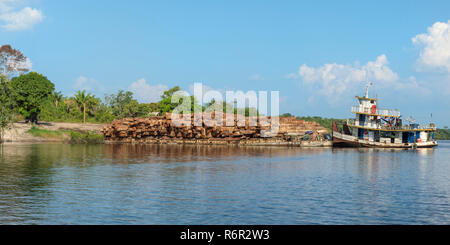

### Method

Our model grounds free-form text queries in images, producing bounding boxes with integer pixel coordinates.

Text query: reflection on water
[0,142,449,224]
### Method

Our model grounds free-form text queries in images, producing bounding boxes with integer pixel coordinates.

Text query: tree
[204,99,227,112]
[52,91,63,108]
[74,90,94,124]
[64,98,76,113]
[9,72,55,123]
[0,75,15,135]
[0,45,29,78]
[105,90,134,118]
[204,99,258,116]
[148,102,160,112]
[158,86,202,114]
[281,113,294,117]
[161,86,181,99]
[92,103,115,123]
[105,90,149,119]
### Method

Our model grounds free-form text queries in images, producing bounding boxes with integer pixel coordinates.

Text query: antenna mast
[365,81,373,98]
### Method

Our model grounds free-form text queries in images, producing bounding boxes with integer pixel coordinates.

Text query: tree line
[0,45,259,130]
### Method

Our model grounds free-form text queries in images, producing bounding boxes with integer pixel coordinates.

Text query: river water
[0,141,449,224]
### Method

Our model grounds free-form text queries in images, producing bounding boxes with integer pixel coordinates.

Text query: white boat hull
[332,131,438,148]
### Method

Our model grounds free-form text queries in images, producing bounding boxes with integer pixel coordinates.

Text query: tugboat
[332,83,438,148]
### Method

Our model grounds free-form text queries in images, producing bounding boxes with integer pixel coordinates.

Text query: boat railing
[346,118,436,130]
[347,118,378,128]
[383,124,437,130]
[351,106,401,117]
[347,119,356,126]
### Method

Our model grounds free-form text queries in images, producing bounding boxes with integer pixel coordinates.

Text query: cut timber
[102,114,329,146]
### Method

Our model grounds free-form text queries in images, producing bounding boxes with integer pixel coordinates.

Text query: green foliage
[0,74,16,130]
[296,116,346,133]
[28,126,103,143]
[39,93,114,123]
[92,103,115,123]
[39,98,74,122]
[52,91,63,108]
[69,131,104,144]
[158,86,202,114]
[222,102,235,114]
[204,99,225,112]
[435,129,450,140]
[203,99,259,116]
[161,86,181,99]
[9,72,55,123]
[237,107,259,117]
[28,126,66,138]
[281,113,294,117]
[148,102,160,112]
[105,90,150,118]
[74,90,95,123]
[39,89,150,123]
[158,86,183,113]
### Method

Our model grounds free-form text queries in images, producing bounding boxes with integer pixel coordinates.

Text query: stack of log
[101,113,328,143]
[278,117,329,136]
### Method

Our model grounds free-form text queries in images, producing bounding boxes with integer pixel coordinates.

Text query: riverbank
[0,122,105,143]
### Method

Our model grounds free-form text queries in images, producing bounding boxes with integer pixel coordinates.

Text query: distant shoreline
[1,121,448,145]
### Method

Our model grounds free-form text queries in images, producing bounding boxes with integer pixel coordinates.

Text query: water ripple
[0,142,449,224]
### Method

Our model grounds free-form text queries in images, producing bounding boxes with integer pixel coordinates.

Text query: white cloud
[412,20,450,96]
[295,54,399,99]
[0,1,43,31]
[74,76,89,90]
[0,0,16,13]
[412,20,450,72]
[284,73,298,79]
[129,78,168,103]
[248,74,264,81]
[73,76,105,92]
[394,76,431,95]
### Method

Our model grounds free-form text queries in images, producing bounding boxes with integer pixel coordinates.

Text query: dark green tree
[158,86,202,114]
[161,86,181,99]
[0,75,15,133]
[9,72,55,123]
[281,113,294,117]
[148,102,160,113]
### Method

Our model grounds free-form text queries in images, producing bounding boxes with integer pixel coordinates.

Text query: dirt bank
[1,122,106,143]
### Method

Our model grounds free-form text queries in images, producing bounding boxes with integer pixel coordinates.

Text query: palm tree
[53,91,63,108]
[74,90,92,124]
[64,98,75,113]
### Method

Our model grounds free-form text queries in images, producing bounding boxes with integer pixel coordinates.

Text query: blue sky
[1,0,449,126]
